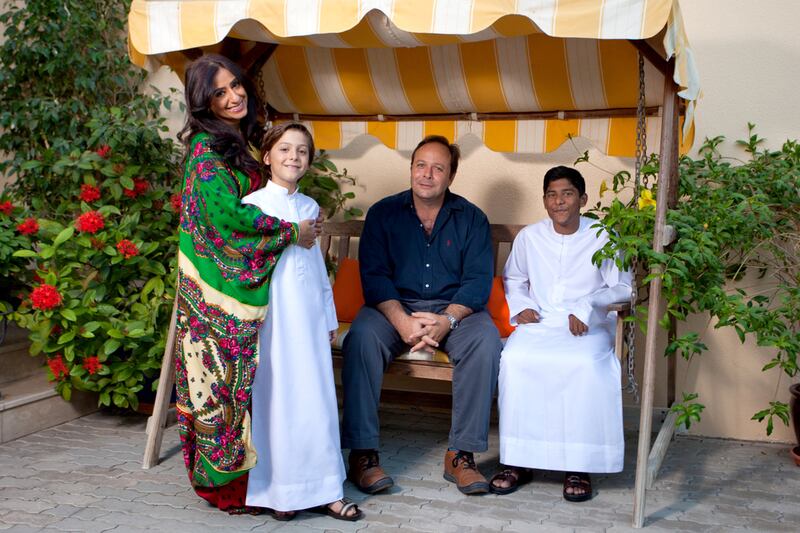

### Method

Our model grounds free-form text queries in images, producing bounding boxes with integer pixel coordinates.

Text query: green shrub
[589,125,800,435]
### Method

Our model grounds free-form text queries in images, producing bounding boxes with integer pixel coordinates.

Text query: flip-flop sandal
[563,472,593,502]
[310,498,364,522]
[489,466,533,495]
[267,509,297,521]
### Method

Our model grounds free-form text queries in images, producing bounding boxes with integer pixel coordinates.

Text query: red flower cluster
[116,239,139,259]
[30,283,62,310]
[0,200,12,215]
[75,211,105,233]
[169,193,182,213]
[79,183,101,203]
[16,217,39,235]
[48,355,69,381]
[82,356,102,375]
[123,178,149,198]
[96,144,111,158]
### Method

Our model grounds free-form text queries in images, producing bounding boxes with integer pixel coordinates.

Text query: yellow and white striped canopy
[128,0,699,156]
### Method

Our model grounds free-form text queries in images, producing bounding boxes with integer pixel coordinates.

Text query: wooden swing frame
[141,38,684,529]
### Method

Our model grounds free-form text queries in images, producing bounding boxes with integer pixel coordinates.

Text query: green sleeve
[178,133,298,304]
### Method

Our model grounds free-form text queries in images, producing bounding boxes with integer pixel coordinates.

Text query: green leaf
[60,309,77,321]
[99,392,111,406]
[57,330,76,344]
[141,277,165,298]
[53,226,75,247]
[116,366,135,381]
[82,321,101,332]
[20,160,42,170]
[103,339,121,356]
[12,249,38,258]
[112,393,126,407]
[39,245,55,259]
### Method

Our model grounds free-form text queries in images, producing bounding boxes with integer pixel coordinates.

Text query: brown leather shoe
[443,450,490,494]
[348,450,394,494]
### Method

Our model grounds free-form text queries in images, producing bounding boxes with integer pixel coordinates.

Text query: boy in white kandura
[490,166,632,502]
[242,123,362,522]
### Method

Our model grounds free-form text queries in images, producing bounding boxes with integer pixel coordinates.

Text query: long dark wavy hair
[177,54,262,185]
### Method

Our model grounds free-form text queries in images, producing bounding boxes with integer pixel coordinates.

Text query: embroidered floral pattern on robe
[174,133,297,491]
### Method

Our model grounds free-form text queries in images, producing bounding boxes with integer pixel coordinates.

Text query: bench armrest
[607,301,631,313]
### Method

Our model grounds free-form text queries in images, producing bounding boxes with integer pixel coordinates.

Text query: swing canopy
[128,0,699,157]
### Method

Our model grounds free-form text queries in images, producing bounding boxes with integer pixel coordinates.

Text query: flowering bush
[13,132,178,408]
[588,125,800,435]
[10,135,180,407]
[1,0,181,409]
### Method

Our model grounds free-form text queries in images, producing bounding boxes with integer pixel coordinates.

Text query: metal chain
[623,52,648,403]
[635,52,648,188]
[256,69,271,130]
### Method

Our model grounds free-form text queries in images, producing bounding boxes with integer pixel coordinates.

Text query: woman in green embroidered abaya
[173,54,319,513]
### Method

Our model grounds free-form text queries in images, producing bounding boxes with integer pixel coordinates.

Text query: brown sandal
[310,498,364,521]
[563,472,593,502]
[489,466,533,495]
[267,509,297,521]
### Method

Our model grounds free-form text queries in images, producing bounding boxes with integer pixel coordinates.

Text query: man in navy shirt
[342,135,502,495]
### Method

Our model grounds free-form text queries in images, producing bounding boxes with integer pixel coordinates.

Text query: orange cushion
[332,257,365,322]
[487,276,515,338]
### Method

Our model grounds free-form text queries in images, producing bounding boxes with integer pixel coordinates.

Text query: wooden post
[142,298,179,469]
[632,59,679,528]
[667,316,677,407]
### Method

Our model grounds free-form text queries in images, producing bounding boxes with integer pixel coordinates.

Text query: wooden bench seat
[321,220,630,381]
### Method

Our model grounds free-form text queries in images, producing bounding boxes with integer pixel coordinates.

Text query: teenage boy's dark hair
[543,165,586,196]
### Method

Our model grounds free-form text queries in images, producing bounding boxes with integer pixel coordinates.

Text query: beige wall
[149,1,798,442]
[671,0,800,442]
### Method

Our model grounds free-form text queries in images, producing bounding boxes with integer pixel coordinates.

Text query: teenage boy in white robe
[490,166,632,502]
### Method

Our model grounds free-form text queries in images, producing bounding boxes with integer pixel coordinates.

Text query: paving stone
[0,499,56,514]
[39,492,102,508]
[0,487,54,502]
[38,503,85,518]
[642,517,716,532]
[125,480,188,496]
[68,507,114,521]
[0,478,42,490]
[0,510,60,528]
[0,525,46,533]
[404,518,461,532]
[502,524,572,533]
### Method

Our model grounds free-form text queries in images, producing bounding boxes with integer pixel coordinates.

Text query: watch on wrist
[443,313,459,330]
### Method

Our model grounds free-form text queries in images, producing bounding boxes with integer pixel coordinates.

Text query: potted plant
[790,384,800,465]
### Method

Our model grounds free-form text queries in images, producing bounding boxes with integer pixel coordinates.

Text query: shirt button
[425,263,430,268]
[425,283,429,288]
[427,243,430,247]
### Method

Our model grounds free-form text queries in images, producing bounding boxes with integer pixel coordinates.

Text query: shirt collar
[403,189,463,212]
[266,179,294,196]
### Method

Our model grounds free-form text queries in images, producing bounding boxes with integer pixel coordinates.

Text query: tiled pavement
[0,406,798,532]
